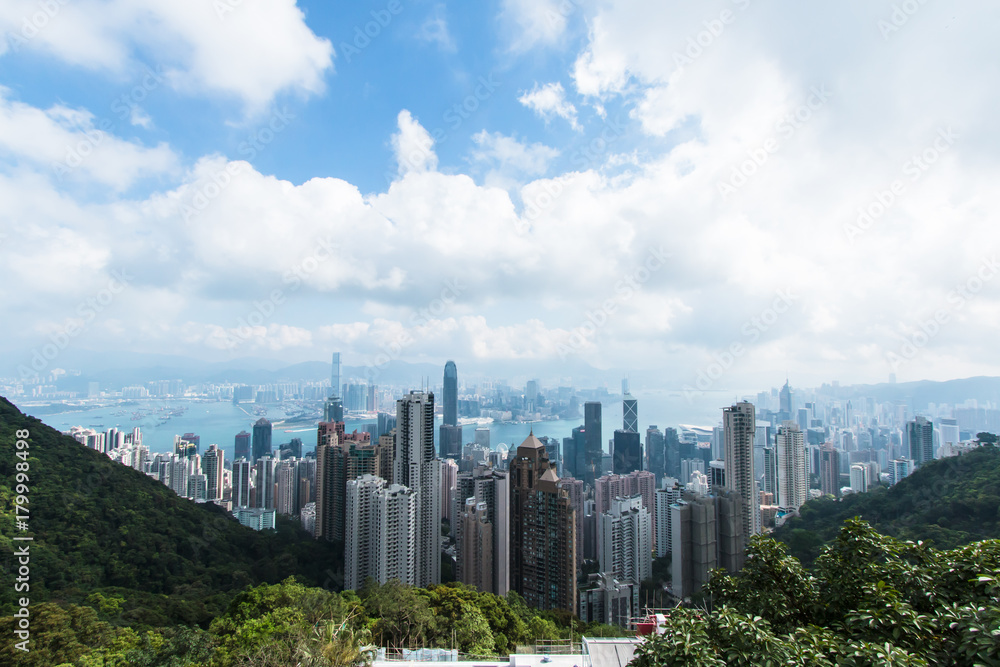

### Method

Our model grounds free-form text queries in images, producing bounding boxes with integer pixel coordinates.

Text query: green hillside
[0,396,342,627]
[775,443,1000,565]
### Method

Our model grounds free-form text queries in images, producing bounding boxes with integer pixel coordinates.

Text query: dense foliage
[0,397,341,626]
[632,520,1000,666]
[775,443,1000,565]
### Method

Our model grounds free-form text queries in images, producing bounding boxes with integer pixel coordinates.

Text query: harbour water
[15,388,748,462]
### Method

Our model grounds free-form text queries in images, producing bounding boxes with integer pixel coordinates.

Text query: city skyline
[2,2,999,391]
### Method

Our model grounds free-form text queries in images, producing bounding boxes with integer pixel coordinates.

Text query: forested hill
[0,396,341,627]
[775,443,1000,565]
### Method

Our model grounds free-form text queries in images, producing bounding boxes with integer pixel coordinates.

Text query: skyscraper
[345,475,417,590]
[254,456,277,509]
[623,392,638,433]
[775,421,807,511]
[723,401,757,544]
[597,496,651,615]
[234,431,250,461]
[612,429,642,474]
[443,361,458,426]
[820,444,841,497]
[907,416,934,467]
[331,352,341,399]
[454,464,510,596]
[232,458,252,508]
[646,426,666,482]
[202,444,225,502]
[584,401,603,484]
[395,391,441,587]
[276,459,300,515]
[510,433,577,613]
[779,380,793,421]
[458,498,494,593]
[251,418,272,463]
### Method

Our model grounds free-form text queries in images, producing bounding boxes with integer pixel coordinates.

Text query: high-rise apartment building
[202,444,225,502]
[276,459,300,515]
[597,496,651,615]
[458,498,494,593]
[510,433,576,613]
[723,401,757,543]
[254,456,277,510]
[907,416,934,467]
[776,421,807,511]
[395,391,441,587]
[820,444,841,497]
[344,475,417,590]
[454,464,510,596]
[232,458,252,508]
[655,481,681,557]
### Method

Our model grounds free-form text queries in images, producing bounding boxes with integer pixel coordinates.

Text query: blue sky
[1,0,999,392]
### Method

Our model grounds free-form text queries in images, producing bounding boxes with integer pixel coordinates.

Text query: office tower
[796,408,809,432]
[776,421,807,511]
[623,393,638,433]
[454,465,510,596]
[234,431,251,461]
[286,438,303,459]
[345,475,417,590]
[232,458,252,508]
[646,426,665,482]
[598,496,651,615]
[276,459,300,515]
[181,433,201,454]
[779,381,792,420]
[558,476,585,567]
[563,425,586,479]
[443,361,458,425]
[850,464,869,494]
[395,391,441,587]
[324,396,344,423]
[663,427,681,480]
[439,425,463,459]
[202,444,225,502]
[474,427,491,448]
[938,418,960,449]
[174,435,198,459]
[376,412,396,438]
[723,401,757,543]
[584,401,603,484]
[254,456,277,509]
[458,499,494,593]
[655,481,681,557]
[889,458,913,485]
[907,417,934,467]
[331,352,341,398]
[820,444,841,497]
[612,430,642,474]
[510,433,576,613]
[251,418,272,463]
[441,458,458,523]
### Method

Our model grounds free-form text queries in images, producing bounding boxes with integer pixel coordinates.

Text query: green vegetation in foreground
[774,441,1000,565]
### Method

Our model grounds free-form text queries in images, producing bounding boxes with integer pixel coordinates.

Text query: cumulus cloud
[499,0,571,52]
[392,110,439,175]
[518,82,581,130]
[0,0,334,112]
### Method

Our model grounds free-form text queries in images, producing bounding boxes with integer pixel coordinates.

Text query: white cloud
[500,0,570,52]
[471,131,559,177]
[392,110,439,175]
[518,82,581,130]
[0,88,178,189]
[0,0,334,112]
[417,5,456,52]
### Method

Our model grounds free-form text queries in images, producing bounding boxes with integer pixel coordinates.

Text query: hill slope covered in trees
[775,443,1000,565]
